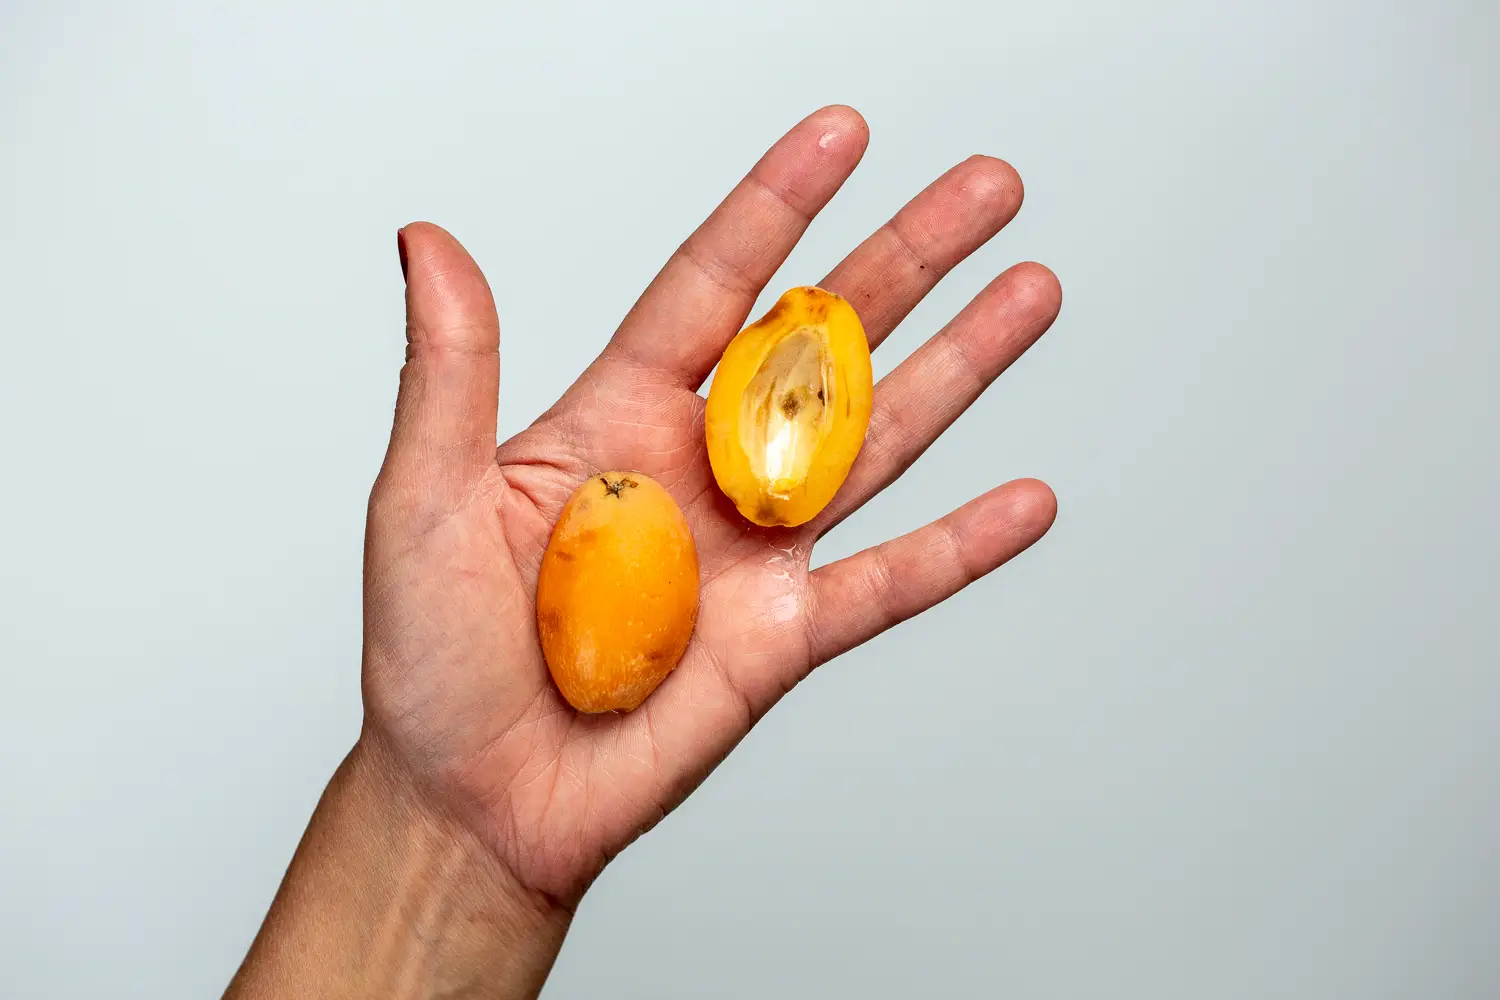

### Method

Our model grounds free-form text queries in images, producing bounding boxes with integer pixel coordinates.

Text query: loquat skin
[706,286,873,527]
[537,472,699,713]
[226,105,1063,1000]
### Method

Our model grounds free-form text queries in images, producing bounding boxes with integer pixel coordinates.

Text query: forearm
[224,732,571,1000]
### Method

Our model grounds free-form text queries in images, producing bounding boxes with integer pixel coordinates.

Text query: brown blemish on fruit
[760,298,791,326]
[780,393,801,418]
[602,476,638,498]
[553,549,575,562]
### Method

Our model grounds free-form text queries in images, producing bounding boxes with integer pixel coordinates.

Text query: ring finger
[821,154,1025,351]
[812,261,1063,535]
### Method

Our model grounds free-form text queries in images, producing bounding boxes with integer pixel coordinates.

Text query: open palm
[361,106,1062,907]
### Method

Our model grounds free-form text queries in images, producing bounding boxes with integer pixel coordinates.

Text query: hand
[368,104,1061,903]
[228,105,1062,998]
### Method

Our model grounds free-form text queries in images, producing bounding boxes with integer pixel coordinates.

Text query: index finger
[599,105,868,389]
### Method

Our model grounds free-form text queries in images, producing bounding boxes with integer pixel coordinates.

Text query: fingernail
[396,228,409,283]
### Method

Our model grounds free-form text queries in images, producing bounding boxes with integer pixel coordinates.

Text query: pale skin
[224,105,1063,998]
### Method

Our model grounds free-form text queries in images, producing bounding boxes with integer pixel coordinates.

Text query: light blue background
[2,1,1497,996]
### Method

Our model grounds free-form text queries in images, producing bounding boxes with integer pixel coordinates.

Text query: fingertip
[1008,476,1056,524]
[809,104,870,153]
[1003,477,1059,534]
[398,221,498,355]
[1001,261,1064,323]
[957,154,1025,218]
[799,104,870,171]
[951,478,1058,559]
[396,221,469,271]
[751,105,870,219]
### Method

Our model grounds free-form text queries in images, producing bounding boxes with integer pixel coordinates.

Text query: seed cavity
[739,327,833,499]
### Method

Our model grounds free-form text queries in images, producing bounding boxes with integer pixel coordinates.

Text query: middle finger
[821,154,1025,351]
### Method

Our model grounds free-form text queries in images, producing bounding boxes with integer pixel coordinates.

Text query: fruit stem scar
[601,476,638,497]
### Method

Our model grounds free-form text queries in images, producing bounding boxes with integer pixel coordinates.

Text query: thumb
[380,222,500,508]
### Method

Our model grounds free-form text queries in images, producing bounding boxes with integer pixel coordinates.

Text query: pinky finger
[806,479,1058,665]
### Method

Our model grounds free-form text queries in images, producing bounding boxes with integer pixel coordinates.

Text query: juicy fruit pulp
[739,327,832,497]
[706,286,872,527]
[536,472,699,713]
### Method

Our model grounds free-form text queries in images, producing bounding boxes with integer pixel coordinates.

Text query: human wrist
[225,730,571,999]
